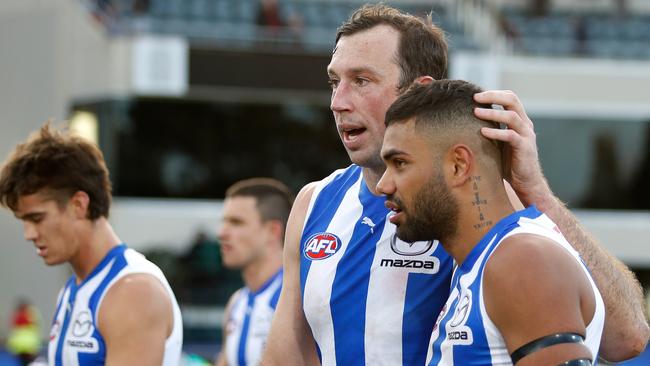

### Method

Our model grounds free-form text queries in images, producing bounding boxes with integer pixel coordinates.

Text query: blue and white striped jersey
[300,165,454,366]
[48,244,183,366]
[224,270,282,366]
[425,207,605,366]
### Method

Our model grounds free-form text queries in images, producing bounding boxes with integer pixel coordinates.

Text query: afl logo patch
[303,232,341,260]
[390,234,436,256]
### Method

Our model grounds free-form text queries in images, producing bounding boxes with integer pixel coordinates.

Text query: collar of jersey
[249,268,283,297]
[73,243,128,288]
[457,206,541,272]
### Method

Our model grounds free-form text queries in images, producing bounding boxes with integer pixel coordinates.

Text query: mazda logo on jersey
[303,232,341,260]
[390,234,436,256]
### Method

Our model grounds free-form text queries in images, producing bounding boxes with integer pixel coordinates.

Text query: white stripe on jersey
[303,174,363,366]
[426,207,604,366]
[301,165,453,366]
[364,212,409,365]
[225,271,282,366]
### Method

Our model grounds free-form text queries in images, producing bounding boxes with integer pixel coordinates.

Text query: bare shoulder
[483,233,591,352]
[486,234,571,276]
[224,288,242,313]
[284,181,319,251]
[293,182,319,215]
[98,273,173,336]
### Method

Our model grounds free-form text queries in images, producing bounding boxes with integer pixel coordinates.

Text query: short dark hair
[336,4,448,91]
[385,79,503,175]
[225,177,294,230]
[0,123,112,220]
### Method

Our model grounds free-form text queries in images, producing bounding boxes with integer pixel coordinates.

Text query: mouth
[338,124,367,146]
[35,246,47,257]
[385,200,403,224]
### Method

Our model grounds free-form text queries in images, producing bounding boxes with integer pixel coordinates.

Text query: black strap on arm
[558,359,592,366]
[510,332,586,364]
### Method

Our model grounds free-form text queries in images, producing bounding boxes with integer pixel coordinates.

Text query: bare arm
[99,273,173,366]
[261,183,320,366]
[485,235,596,365]
[215,290,239,366]
[476,90,649,361]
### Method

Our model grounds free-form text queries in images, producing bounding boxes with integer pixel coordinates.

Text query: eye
[355,77,369,87]
[327,78,339,89]
[393,159,407,169]
[27,214,44,224]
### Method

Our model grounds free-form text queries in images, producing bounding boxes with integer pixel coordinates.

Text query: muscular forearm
[528,182,649,361]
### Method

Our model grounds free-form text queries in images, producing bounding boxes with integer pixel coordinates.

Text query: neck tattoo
[471,176,492,230]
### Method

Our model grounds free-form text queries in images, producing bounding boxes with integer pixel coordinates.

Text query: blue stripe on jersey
[51,277,74,328]
[55,282,77,366]
[300,166,361,299]
[235,270,282,366]
[263,270,283,310]
[55,245,128,366]
[87,246,128,314]
[331,179,387,366]
[428,206,543,366]
[452,207,542,365]
[81,246,128,366]
[269,286,281,310]
[238,290,254,366]
[402,245,453,365]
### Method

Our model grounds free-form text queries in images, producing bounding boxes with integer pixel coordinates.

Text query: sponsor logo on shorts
[303,232,341,260]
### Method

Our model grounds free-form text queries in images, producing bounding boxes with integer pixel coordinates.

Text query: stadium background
[0,0,649,364]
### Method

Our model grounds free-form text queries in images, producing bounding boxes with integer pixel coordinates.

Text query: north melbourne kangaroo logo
[72,310,93,337]
[390,234,435,256]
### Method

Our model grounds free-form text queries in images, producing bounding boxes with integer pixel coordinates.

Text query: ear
[414,75,434,85]
[447,144,474,188]
[265,219,284,245]
[69,191,91,219]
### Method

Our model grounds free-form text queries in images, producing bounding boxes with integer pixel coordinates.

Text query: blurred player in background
[0,123,183,366]
[6,299,42,366]
[215,178,293,366]
[263,4,648,365]
[377,79,605,365]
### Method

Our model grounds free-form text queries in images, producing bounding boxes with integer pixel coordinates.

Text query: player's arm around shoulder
[98,273,174,366]
[262,182,320,366]
[483,234,597,366]
[215,289,240,366]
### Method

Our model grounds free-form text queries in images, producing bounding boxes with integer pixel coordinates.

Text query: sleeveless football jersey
[48,244,183,366]
[425,206,605,366]
[300,165,454,366]
[224,270,282,366]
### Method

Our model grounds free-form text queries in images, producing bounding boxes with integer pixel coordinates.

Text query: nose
[217,223,228,242]
[330,81,353,114]
[376,171,395,196]
[23,222,37,242]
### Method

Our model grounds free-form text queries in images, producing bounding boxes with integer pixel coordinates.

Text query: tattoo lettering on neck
[471,176,493,230]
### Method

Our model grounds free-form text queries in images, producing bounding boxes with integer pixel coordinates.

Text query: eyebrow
[327,66,381,78]
[16,213,34,220]
[381,148,402,161]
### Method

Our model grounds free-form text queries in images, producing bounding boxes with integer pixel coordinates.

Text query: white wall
[0,0,131,340]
